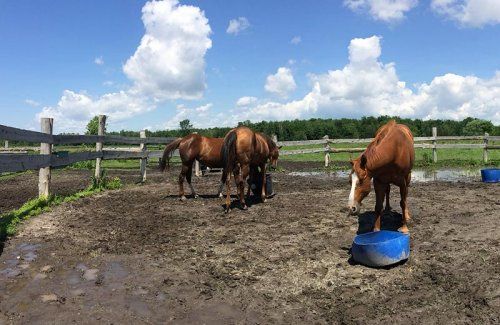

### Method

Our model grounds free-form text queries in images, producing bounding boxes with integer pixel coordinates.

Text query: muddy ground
[0,163,499,324]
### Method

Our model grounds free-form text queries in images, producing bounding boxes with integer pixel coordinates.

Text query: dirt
[0,163,499,324]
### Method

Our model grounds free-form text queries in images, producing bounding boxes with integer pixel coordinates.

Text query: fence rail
[0,116,178,198]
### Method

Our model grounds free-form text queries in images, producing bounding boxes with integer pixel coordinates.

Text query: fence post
[140,130,147,182]
[193,132,202,177]
[95,115,106,180]
[432,127,437,163]
[483,132,489,163]
[323,135,330,167]
[38,118,53,198]
[272,134,278,144]
[4,140,8,149]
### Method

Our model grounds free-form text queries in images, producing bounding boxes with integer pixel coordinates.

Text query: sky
[0,0,499,133]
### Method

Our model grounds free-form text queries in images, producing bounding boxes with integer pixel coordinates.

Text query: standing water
[288,168,483,183]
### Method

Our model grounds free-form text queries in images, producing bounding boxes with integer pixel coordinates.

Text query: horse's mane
[259,132,277,152]
[364,120,397,159]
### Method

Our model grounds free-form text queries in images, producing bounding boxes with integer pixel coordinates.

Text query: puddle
[288,169,483,183]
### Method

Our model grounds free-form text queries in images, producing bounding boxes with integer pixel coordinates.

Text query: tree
[463,119,493,135]
[86,116,99,135]
[179,119,193,136]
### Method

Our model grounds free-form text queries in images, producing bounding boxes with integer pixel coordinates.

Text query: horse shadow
[222,194,269,211]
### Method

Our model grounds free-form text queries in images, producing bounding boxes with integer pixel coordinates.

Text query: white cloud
[290,36,301,45]
[265,67,297,98]
[236,96,258,107]
[102,80,114,87]
[431,0,500,27]
[37,0,212,133]
[226,17,250,35]
[344,0,418,22]
[123,0,212,100]
[231,35,500,124]
[163,103,218,129]
[94,56,104,65]
[25,99,40,107]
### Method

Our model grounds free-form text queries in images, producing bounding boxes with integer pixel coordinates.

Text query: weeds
[0,169,122,242]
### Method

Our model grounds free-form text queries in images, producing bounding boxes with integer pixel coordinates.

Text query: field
[0,163,499,324]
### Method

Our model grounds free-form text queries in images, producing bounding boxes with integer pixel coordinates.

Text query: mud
[0,164,499,324]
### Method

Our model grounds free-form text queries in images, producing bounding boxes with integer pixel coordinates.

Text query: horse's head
[348,154,371,215]
[268,145,281,170]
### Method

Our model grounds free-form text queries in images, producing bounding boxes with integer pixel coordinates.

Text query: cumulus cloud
[265,67,297,98]
[290,36,301,45]
[431,0,500,27]
[344,0,418,22]
[232,35,500,124]
[226,17,250,35]
[25,99,40,107]
[94,56,104,65]
[162,103,220,129]
[236,96,258,107]
[37,0,212,133]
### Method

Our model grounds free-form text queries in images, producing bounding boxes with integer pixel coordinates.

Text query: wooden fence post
[95,115,106,180]
[323,135,330,167]
[4,140,8,149]
[272,134,278,144]
[140,130,147,182]
[38,118,53,198]
[432,127,437,163]
[483,132,489,163]
[193,132,202,177]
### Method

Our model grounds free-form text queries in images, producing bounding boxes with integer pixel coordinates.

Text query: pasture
[0,163,498,324]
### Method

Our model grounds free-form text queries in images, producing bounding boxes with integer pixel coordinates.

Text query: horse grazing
[348,120,414,233]
[221,127,279,213]
[160,134,224,201]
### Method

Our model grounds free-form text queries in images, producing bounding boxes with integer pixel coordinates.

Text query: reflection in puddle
[288,169,482,183]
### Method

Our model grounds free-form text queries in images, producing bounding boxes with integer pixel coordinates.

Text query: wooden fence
[276,127,499,167]
[2,119,499,198]
[0,115,177,197]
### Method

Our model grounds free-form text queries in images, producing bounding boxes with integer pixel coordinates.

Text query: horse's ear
[360,154,367,170]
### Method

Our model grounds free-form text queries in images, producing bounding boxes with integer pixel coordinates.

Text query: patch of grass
[0,170,33,181]
[0,170,122,242]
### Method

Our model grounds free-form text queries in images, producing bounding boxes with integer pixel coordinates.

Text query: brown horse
[348,120,414,233]
[160,134,224,200]
[221,127,279,213]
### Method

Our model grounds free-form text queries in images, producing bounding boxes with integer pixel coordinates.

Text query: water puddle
[288,168,483,183]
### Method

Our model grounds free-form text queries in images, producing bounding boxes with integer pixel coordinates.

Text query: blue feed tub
[351,230,410,267]
[481,168,499,183]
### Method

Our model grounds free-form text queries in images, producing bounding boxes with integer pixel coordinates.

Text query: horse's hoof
[373,227,381,232]
[180,196,187,201]
[193,194,199,199]
[241,205,248,210]
[261,198,267,203]
[225,208,230,214]
[398,226,409,234]
[218,193,223,199]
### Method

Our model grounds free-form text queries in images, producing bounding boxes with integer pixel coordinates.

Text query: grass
[0,170,122,242]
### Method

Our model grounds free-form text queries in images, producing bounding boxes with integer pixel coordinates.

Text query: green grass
[0,171,122,242]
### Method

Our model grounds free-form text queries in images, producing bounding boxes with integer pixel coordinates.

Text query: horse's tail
[159,137,183,171]
[221,130,237,183]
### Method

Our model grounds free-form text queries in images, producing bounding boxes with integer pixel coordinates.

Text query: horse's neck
[365,136,393,171]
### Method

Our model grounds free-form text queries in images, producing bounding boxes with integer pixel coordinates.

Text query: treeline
[109,116,499,141]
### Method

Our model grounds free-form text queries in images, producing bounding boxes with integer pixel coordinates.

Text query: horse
[159,134,225,201]
[348,120,414,233]
[245,132,280,198]
[221,127,279,213]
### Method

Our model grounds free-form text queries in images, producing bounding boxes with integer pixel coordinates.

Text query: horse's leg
[225,170,232,213]
[186,163,198,199]
[384,185,391,212]
[399,175,411,233]
[217,180,224,198]
[260,163,267,203]
[237,164,249,210]
[179,163,189,201]
[373,179,386,232]
[246,166,253,198]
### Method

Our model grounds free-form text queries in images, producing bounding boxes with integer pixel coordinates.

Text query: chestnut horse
[221,127,279,213]
[160,134,224,200]
[348,120,414,233]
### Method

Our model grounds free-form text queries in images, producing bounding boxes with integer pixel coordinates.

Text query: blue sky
[1,0,499,133]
